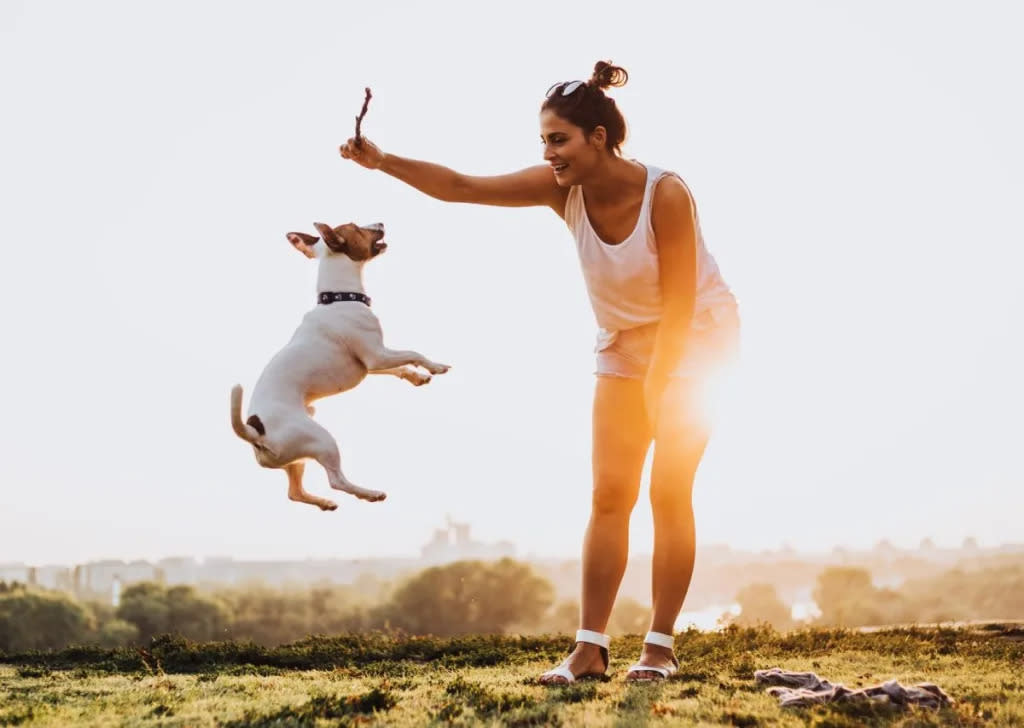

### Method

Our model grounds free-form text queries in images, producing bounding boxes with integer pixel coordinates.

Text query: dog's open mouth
[368,224,387,256]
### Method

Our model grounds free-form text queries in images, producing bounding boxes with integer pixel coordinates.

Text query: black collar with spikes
[318,291,371,307]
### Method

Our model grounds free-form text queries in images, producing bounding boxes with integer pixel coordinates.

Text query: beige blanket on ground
[754,668,953,709]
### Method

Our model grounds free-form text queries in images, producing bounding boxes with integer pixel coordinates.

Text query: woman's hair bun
[590,61,628,90]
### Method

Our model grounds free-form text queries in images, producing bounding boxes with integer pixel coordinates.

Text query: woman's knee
[649,473,696,516]
[591,475,640,518]
[649,427,706,514]
[650,489,694,520]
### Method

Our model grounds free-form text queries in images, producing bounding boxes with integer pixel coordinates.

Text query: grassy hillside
[1,624,1021,726]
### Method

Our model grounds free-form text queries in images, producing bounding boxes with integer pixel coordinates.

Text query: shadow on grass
[221,687,396,728]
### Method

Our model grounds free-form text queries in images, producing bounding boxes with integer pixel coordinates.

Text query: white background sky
[2,1,1021,566]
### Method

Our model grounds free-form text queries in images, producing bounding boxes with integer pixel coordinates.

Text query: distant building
[74,560,158,597]
[420,515,515,564]
[0,563,29,584]
[156,556,202,585]
[33,565,74,591]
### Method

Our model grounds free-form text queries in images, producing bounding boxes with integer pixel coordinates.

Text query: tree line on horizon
[727,563,1024,630]
[1,558,1022,654]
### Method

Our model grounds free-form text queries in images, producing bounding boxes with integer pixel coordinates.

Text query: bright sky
[2,1,1021,566]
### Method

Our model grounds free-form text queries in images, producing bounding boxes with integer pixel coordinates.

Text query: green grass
[1,625,1022,726]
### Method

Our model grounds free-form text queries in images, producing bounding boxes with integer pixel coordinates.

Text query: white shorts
[594,305,740,381]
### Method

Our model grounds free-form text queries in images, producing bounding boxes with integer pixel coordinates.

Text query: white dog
[231,221,449,511]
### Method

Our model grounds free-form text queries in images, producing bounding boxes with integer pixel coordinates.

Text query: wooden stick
[355,87,372,147]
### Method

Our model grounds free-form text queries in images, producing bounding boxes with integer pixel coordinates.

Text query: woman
[339,61,739,683]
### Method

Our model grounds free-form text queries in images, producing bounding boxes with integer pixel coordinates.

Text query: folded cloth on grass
[754,667,953,709]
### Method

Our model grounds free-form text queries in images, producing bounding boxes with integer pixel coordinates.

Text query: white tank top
[564,163,737,351]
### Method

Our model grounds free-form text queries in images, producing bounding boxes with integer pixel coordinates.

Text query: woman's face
[540,108,604,187]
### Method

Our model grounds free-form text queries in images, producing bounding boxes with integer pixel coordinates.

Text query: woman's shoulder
[641,163,691,197]
[636,162,691,199]
[646,166,697,225]
[635,161,684,183]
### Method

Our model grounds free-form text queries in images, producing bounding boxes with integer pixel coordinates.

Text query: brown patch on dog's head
[286,232,319,259]
[313,222,386,262]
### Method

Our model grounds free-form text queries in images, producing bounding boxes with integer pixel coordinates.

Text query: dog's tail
[230,385,262,444]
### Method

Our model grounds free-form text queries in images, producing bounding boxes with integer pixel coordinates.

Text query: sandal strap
[575,629,611,649]
[540,666,577,684]
[575,629,610,671]
[627,662,675,679]
[643,631,675,650]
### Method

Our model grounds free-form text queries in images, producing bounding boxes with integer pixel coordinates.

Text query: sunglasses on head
[545,80,586,98]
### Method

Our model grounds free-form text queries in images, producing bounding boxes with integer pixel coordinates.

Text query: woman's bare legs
[628,377,710,679]
[540,377,651,683]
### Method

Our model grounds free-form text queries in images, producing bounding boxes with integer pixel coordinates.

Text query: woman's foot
[625,634,679,682]
[538,641,608,685]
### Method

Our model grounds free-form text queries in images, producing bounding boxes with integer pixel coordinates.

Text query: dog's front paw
[426,362,450,375]
[319,500,338,511]
[408,372,432,386]
[361,490,387,503]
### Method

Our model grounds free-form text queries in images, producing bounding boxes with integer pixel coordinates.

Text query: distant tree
[381,559,553,636]
[216,583,372,645]
[0,589,94,652]
[479,559,555,633]
[813,566,894,627]
[808,563,1024,628]
[527,596,647,637]
[537,600,579,635]
[217,584,307,645]
[97,619,140,647]
[117,582,229,642]
[84,599,138,647]
[730,583,795,630]
[899,565,1024,623]
[116,582,171,641]
[608,597,649,636]
[165,585,231,641]
[306,584,370,635]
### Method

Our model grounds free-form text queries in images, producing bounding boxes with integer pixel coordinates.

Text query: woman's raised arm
[340,137,564,211]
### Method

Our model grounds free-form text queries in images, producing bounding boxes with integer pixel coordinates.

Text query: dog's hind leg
[286,461,337,511]
[302,421,387,503]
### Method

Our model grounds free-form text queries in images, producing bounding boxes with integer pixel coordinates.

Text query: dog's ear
[313,222,348,254]
[287,232,319,259]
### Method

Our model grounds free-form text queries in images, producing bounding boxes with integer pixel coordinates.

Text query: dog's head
[286,222,387,262]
